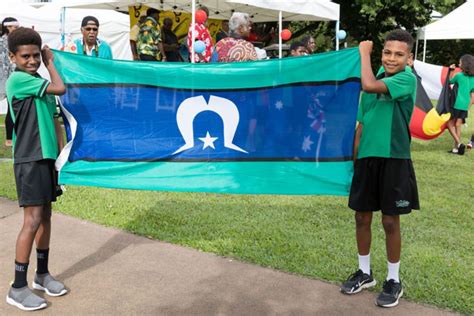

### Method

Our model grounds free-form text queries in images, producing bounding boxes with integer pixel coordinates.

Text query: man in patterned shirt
[137,8,166,61]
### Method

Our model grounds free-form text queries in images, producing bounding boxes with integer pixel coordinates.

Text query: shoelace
[383,280,398,294]
[348,270,363,281]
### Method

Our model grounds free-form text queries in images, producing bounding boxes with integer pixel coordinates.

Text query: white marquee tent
[63,0,339,22]
[417,0,474,61]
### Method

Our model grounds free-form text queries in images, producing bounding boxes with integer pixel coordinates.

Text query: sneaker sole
[340,279,377,295]
[6,295,47,311]
[376,288,404,308]
[32,281,68,297]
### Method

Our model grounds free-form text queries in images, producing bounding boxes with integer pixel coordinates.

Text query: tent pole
[422,38,427,62]
[415,38,418,60]
[191,0,195,63]
[60,7,66,49]
[278,11,282,59]
[335,20,339,51]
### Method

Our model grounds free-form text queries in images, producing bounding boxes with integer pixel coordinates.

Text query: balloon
[280,29,292,41]
[195,9,207,24]
[194,40,206,54]
[337,30,347,40]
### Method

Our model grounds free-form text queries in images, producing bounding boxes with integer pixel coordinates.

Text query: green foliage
[0,113,473,313]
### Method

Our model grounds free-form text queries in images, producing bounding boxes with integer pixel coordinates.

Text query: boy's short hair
[7,27,42,54]
[385,29,414,52]
[81,16,99,27]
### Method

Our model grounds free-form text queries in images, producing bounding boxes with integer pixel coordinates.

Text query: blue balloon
[337,30,347,40]
[194,40,206,54]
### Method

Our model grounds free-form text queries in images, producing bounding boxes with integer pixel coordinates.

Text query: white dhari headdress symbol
[173,95,248,155]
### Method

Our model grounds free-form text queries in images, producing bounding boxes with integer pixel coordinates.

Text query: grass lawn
[0,113,473,314]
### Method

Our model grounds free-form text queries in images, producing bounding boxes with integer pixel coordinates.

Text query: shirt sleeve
[449,72,460,84]
[381,70,416,101]
[7,71,49,99]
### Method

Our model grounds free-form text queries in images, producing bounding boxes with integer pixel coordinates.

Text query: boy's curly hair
[385,29,414,52]
[7,27,42,54]
[459,54,474,76]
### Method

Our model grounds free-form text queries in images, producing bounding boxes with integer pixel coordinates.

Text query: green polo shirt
[6,70,58,163]
[450,72,474,111]
[357,66,417,159]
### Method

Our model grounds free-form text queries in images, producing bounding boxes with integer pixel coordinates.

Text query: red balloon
[281,29,292,41]
[195,9,207,24]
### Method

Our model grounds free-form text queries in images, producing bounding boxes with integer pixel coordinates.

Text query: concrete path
[0,198,459,315]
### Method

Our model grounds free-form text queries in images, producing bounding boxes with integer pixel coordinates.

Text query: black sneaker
[340,269,376,294]
[376,279,403,308]
[458,143,466,155]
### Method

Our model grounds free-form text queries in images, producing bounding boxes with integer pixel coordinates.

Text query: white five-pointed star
[199,132,218,150]
[275,100,284,110]
[302,135,314,152]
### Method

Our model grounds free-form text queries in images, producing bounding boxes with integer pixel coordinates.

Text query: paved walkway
[0,197,459,315]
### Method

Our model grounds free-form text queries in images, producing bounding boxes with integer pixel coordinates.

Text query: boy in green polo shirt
[5,27,67,311]
[340,29,419,308]
[447,54,474,154]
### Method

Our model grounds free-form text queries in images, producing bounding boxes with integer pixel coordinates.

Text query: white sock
[387,261,400,283]
[358,253,370,275]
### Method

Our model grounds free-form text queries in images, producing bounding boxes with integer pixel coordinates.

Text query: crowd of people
[127,6,317,63]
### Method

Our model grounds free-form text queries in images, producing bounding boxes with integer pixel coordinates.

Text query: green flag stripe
[53,48,360,90]
[59,160,353,196]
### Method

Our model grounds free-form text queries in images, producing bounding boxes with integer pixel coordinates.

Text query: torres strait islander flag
[53,48,361,195]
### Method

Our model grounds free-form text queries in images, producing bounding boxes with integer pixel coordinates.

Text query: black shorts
[451,108,468,123]
[348,157,419,215]
[14,159,58,207]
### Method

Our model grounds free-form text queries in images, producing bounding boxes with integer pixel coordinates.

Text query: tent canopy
[418,0,474,40]
[63,0,340,22]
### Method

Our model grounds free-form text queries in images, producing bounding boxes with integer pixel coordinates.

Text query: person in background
[216,20,229,43]
[137,8,166,61]
[1,17,19,147]
[187,5,213,63]
[301,35,316,54]
[214,12,257,63]
[446,54,474,155]
[289,40,308,57]
[130,11,146,60]
[161,17,182,62]
[65,16,113,59]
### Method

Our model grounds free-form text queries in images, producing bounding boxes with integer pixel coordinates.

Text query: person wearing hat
[65,16,113,59]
